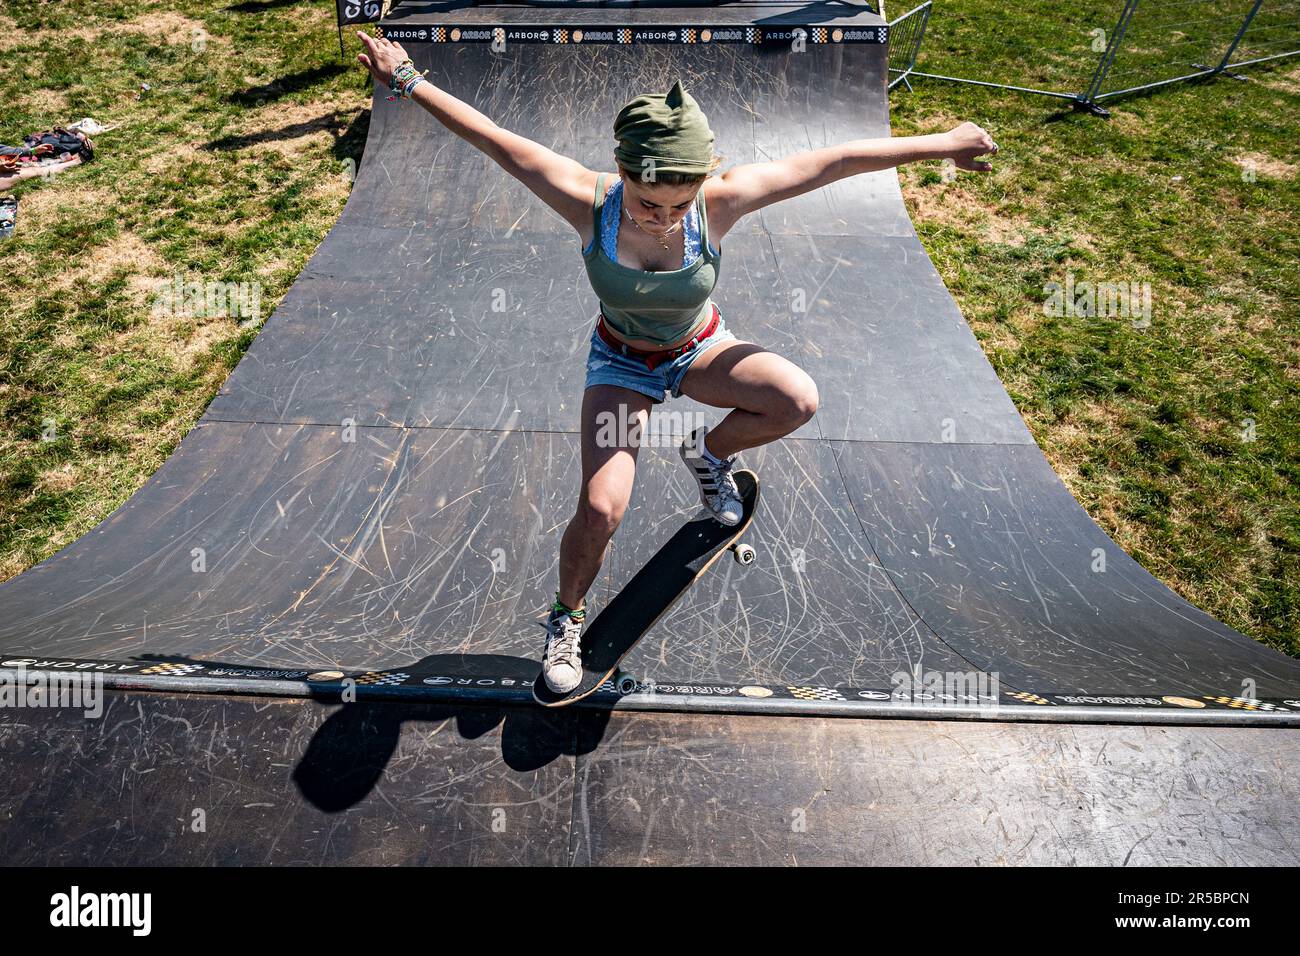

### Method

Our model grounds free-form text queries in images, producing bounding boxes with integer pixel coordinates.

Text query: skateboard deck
[533,469,760,707]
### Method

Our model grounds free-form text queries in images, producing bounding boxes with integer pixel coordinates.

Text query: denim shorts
[584,309,738,404]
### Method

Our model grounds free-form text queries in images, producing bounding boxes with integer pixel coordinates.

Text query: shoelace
[708,456,743,511]
[542,615,581,663]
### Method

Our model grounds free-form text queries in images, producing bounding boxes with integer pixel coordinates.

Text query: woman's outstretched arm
[717,122,998,221]
[357,31,592,228]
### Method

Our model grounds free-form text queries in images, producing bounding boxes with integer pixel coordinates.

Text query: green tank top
[582,172,722,347]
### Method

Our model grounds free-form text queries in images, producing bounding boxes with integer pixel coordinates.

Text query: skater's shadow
[292,653,615,813]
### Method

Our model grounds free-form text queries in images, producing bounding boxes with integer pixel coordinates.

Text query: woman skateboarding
[357,31,998,694]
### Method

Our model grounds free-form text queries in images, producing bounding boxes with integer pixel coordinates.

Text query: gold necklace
[624,203,681,252]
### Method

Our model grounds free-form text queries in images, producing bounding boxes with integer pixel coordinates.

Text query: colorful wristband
[385,59,428,101]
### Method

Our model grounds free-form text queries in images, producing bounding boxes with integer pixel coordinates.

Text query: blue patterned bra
[581,177,720,267]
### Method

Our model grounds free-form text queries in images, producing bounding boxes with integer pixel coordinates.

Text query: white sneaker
[680,425,744,526]
[540,605,584,693]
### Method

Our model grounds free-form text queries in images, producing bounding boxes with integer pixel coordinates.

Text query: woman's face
[618,171,700,235]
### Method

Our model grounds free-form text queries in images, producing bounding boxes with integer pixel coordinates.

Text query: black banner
[337,0,383,28]
[375,23,888,46]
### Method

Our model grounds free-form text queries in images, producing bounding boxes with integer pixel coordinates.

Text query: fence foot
[1071,98,1111,118]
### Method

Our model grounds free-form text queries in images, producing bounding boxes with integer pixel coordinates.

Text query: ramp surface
[3,3,1296,717]
[2,1,1298,866]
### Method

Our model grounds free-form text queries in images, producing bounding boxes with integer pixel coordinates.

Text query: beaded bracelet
[386,59,428,101]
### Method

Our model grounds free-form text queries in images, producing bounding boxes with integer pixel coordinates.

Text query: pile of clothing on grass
[1,118,112,238]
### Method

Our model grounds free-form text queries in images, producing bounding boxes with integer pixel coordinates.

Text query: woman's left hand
[945,121,998,172]
[357,30,412,87]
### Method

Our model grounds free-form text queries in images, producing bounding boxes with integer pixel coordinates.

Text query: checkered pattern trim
[1007,691,1050,705]
[1204,696,1279,712]
[788,686,845,702]
[140,662,204,676]
[355,671,409,687]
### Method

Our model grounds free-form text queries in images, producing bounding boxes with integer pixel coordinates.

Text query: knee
[577,492,626,538]
[780,376,819,427]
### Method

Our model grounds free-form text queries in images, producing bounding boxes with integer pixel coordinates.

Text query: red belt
[597,304,720,371]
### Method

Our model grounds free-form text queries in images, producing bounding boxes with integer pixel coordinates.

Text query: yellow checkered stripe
[1204,696,1279,712]
[787,686,846,702]
[1006,691,1050,705]
[140,662,204,676]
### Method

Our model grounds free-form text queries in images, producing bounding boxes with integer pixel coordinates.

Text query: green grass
[0,0,367,577]
[890,1,1299,655]
[1,0,1296,657]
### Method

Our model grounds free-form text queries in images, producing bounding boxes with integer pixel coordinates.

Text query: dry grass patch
[237,99,361,160]
[900,177,995,232]
[61,10,216,48]
[1255,63,1300,96]
[142,141,207,175]
[18,183,114,221]
[49,230,170,302]
[0,13,24,54]
[979,212,1046,246]
[1231,150,1296,180]
[36,462,78,495]
[10,87,72,117]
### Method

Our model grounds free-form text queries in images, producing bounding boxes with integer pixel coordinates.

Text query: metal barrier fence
[887,2,933,91]
[898,0,1299,114]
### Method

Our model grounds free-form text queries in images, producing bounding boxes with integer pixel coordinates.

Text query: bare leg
[557,385,656,609]
[677,341,819,459]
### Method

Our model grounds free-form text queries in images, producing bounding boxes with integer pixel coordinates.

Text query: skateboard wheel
[732,542,756,565]
[613,671,638,695]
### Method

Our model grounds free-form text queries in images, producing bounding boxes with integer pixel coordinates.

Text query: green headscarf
[613,79,714,179]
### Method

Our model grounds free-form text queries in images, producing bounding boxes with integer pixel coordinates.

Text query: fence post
[1216,0,1266,72]
[1079,0,1142,111]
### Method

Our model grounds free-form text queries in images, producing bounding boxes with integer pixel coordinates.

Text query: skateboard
[533,469,760,707]
[0,197,16,240]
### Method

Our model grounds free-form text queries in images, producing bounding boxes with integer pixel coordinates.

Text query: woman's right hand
[356,30,412,87]
[944,121,998,172]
